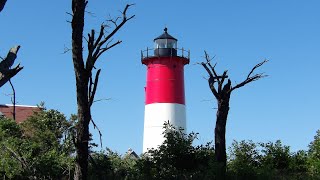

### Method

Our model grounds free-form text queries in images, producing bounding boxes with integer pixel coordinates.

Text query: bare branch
[0,64,23,88]
[204,51,221,84]
[218,70,228,93]
[66,12,73,17]
[85,4,134,73]
[201,62,214,78]
[93,4,135,55]
[90,118,103,148]
[86,30,95,69]
[88,74,93,101]
[83,36,89,44]
[201,54,229,98]
[201,62,219,98]
[9,79,16,120]
[122,3,136,19]
[89,69,101,107]
[247,59,268,78]
[93,98,112,103]
[93,25,104,50]
[107,16,121,27]
[230,60,268,91]
[208,76,220,99]
[96,40,122,60]
[62,45,72,54]
[85,10,96,17]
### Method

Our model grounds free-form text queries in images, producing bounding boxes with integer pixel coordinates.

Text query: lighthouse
[141,28,190,152]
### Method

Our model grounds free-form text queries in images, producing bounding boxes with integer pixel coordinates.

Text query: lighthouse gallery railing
[141,48,190,60]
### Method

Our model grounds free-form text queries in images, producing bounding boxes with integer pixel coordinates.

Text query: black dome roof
[154,27,177,41]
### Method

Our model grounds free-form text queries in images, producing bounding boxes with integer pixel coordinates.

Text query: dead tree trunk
[215,93,230,177]
[71,1,134,179]
[201,51,267,179]
[71,1,89,179]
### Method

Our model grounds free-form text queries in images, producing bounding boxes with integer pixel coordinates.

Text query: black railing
[141,48,190,60]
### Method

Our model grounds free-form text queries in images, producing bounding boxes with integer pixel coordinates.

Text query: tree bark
[0,66,22,87]
[215,97,230,179]
[71,0,90,179]
[0,46,23,88]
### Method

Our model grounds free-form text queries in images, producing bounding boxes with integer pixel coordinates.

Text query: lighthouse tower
[141,28,190,152]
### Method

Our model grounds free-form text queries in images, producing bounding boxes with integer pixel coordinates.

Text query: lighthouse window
[167,39,177,49]
[155,39,177,49]
[155,39,166,48]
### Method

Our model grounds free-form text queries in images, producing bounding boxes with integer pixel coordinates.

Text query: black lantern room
[153,27,177,57]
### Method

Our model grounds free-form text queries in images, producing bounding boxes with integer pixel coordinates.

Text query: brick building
[0,104,41,123]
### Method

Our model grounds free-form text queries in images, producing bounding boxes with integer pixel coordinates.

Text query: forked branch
[201,62,219,98]
[201,51,230,98]
[201,51,267,99]
[86,4,135,71]
[230,59,268,91]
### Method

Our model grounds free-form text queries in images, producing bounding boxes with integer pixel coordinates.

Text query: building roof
[154,27,177,41]
[125,148,139,159]
[0,104,41,123]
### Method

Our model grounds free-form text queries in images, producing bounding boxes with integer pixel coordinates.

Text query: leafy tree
[227,139,313,180]
[259,140,292,174]
[87,148,138,180]
[289,150,309,178]
[0,109,74,179]
[70,1,134,179]
[228,140,261,179]
[136,122,217,180]
[308,130,320,177]
[88,150,113,180]
[0,117,25,179]
[258,140,312,179]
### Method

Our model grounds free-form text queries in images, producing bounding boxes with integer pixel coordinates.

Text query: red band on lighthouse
[143,56,188,105]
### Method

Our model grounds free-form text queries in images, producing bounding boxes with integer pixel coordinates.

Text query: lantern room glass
[154,39,177,49]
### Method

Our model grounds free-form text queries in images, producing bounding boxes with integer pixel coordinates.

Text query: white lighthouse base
[143,103,186,153]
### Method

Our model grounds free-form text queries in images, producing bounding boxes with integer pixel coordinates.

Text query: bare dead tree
[0,46,23,88]
[201,51,267,178]
[71,1,134,179]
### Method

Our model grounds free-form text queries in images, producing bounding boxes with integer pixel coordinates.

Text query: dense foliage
[0,109,74,179]
[134,123,216,180]
[1,111,319,179]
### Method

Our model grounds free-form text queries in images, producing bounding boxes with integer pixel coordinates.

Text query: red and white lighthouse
[141,28,190,152]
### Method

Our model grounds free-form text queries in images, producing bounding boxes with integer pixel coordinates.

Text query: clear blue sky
[1,0,319,155]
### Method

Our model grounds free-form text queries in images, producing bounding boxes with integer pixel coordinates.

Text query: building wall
[0,104,41,123]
